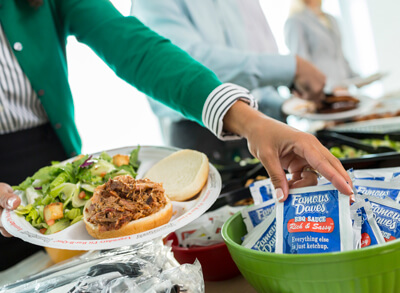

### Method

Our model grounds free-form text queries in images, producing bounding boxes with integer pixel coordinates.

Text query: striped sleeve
[202,83,258,140]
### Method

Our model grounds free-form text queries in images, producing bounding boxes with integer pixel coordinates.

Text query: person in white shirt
[132,0,327,164]
[285,0,358,92]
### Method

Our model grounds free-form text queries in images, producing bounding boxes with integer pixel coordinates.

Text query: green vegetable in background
[329,135,400,159]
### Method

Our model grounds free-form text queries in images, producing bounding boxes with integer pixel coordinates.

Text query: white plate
[2,146,221,250]
[282,95,378,121]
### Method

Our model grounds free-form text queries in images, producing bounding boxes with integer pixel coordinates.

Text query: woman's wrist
[223,100,274,139]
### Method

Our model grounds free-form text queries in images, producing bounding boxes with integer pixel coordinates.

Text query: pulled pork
[85,176,167,231]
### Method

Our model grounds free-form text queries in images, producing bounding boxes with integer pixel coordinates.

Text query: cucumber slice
[72,183,88,208]
[45,218,70,234]
[81,183,96,193]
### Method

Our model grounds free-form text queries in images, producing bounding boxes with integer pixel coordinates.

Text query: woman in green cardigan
[0,0,353,270]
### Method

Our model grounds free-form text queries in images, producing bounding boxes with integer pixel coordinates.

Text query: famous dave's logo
[288,193,334,233]
[356,186,390,199]
[370,202,400,230]
[291,193,330,214]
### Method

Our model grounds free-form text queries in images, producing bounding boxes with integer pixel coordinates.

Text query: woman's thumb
[262,159,289,202]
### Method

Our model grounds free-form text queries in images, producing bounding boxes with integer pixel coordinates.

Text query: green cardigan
[0,0,222,157]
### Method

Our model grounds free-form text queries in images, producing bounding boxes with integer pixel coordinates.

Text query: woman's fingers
[294,139,353,195]
[289,168,319,189]
[0,183,20,210]
[0,183,20,238]
[257,150,290,202]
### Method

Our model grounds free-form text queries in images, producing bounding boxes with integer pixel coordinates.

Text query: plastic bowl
[165,232,240,281]
[222,212,400,293]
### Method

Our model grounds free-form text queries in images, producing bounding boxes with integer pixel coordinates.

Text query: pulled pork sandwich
[83,175,172,239]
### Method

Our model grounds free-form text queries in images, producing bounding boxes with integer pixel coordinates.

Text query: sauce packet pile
[174,205,243,247]
[275,185,353,254]
[241,167,400,255]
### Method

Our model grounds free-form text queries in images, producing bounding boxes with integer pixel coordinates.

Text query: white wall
[67,0,163,155]
[365,0,400,94]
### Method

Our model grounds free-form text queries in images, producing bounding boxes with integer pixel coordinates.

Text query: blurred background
[67,0,400,154]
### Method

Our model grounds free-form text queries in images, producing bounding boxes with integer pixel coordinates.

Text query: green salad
[330,135,400,159]
[14,147,140,235]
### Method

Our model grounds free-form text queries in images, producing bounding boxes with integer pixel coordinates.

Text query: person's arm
[133,0,296,89]
[223,101,353,201]
[58,0,224,125]
[284,17,313,61]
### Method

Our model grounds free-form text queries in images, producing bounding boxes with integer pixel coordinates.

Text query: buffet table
[206,275,256,293]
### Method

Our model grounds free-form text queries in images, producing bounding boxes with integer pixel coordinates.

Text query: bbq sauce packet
[241,198,275,233]
[357,193,400,242]
[353,179,400,202]
[350,207,362,250]
[249,179,274,204]
[348,167,400,182]
[250,174,292,204]
[391,171,400,181]
[241,209,276,253]
[275,185,353,254]
[351,197,385,248]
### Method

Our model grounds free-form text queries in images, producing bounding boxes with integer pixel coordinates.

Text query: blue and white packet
[250,174,292,204]
[350,206,362,250]
[353,179,400,202]
[275,185,353,254]
[241,198,275,233]
[358,193,400,242]
[242,209,276,253]
[349,167,400,182]
[249,179,274,204]
[351,198,385,248]
[391,171,400,181]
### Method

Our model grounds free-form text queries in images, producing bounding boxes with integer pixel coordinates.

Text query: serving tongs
[316,130,397,154]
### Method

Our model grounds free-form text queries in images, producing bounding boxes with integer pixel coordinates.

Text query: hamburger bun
[145,149,209,201]
[83,175,173,239]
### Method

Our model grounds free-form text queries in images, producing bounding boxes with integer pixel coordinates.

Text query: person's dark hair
[27,0,43,8]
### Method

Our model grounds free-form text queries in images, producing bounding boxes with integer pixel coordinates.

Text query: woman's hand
[223,101,353,201]
[0,183,20,237]
[293,56,326,103]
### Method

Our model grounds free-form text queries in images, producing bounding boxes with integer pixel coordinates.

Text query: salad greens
[14,147,140,235]
[330,145,368,159]
[330,135,400,159]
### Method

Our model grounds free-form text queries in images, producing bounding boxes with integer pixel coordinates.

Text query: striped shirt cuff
[202,83,258,140]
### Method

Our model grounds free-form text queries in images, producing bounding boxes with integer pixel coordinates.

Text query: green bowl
[222,212,400,293]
